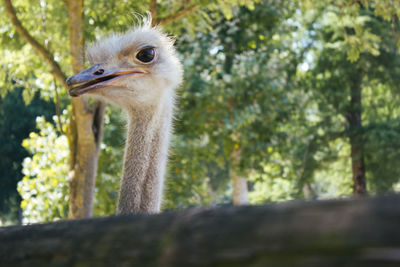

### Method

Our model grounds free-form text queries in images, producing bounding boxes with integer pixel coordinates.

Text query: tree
[2,0,257,218]
[165,1,301,207]
[2,0,105,219]
[5,0,400,222]
[296,3,400,196]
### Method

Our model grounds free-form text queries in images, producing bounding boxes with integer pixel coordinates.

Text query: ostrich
[66,19,183,214]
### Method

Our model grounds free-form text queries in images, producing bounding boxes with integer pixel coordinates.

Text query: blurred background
[1,0,400,225]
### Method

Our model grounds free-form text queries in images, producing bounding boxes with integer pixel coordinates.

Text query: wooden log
[1,194,400,266]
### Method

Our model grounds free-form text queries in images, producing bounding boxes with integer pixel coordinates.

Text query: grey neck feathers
[117,100,173,214]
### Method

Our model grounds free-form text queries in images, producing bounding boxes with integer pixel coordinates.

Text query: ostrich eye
[136,47,155,63]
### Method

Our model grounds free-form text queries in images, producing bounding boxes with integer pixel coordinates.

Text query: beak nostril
[66,76,73,86]
[94,69,104,75]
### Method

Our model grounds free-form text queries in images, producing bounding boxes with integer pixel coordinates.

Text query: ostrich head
[66,24,183,110]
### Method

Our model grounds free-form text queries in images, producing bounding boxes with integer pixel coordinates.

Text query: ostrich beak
[66,63,147,97]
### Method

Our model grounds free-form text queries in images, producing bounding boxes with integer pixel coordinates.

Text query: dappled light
[0,0,399,232]
[2,0,400,265]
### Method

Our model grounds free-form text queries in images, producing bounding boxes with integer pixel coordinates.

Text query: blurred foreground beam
[1,194,400,266]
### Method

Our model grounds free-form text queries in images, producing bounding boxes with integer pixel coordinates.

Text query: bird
[66,18,183,214]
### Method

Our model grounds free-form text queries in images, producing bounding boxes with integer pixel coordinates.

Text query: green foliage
[294,4,400,198]
[0,87,54,224]
[3,0,400,223]
[18,106,127,221]
[93,106,125,216]
[165,2,298,207]
[297,0,400,61]
[0,0,257,107]
[18,116,69,224]
[0,0,262,221]
[249,176,295,203]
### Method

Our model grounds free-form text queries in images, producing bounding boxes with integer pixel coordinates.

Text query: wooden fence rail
[1,194,400,266]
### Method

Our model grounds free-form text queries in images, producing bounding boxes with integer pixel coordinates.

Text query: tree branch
[157,3,200,26]
[149,0,157,26]
[53,77,64,135]
[3,0,68,88]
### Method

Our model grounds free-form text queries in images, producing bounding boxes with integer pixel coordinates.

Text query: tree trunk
[3,0,105,219]
[66,0,105,218]
[350,136,367,195]
[149,0,157,26]
[231,149,248,206]
[232,174,249,205]
[347,68,367,196]
[2,194,400,266]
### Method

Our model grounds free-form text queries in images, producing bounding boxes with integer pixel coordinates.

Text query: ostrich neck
[117,99,173,214]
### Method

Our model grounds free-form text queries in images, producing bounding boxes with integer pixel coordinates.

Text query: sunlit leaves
[18,116,69,224]
[300,2,400,197]
[4,0,400,221]
[297,0,399,61]
[166,3,297,207]
[317,8,381,62]
[2,0,261,220]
